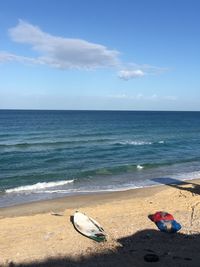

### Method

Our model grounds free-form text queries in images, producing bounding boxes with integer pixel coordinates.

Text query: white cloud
[149,94,158,100]
[0,20,165,80]
[118,69,145,80]
[164,95,177,101]
[0,51,14,63]
[108,93,177,101]
[8,20,120,69]
[0,51,42,64]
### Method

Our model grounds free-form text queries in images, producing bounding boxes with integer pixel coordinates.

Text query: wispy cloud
[0,20,165,80]
[8,20,119,69]
[0,51,43,64]
[108,93,177,101]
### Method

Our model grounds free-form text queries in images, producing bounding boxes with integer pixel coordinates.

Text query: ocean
[1,110,200,208]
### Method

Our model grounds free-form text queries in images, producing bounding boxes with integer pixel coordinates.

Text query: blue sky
[0,0,200,110]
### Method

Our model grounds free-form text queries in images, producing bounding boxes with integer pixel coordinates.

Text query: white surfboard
[72,211,107,242]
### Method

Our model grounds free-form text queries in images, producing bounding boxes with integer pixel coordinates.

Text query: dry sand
[1,179,200,266]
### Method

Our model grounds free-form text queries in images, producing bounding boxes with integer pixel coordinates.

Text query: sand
[1,179,200,266]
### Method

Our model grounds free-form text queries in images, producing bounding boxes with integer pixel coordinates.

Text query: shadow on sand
[9,229,200,267]
[152,177,200,196]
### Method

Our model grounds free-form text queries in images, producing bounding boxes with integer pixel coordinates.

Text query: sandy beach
[1,179,200,267]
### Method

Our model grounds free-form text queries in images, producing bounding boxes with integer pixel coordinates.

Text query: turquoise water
[1,110,200,207]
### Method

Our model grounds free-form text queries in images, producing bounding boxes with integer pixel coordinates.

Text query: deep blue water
[1,110,200,207]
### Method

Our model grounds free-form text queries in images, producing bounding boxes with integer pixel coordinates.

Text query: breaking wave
[115,140,165,146]
[5,179,74,193]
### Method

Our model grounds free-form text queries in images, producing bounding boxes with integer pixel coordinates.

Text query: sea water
[0,110,200,207]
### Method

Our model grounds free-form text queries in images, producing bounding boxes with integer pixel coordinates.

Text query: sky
[0,0,200,111]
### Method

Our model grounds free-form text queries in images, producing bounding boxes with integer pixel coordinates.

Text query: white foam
[37,185,144,194]
[35,189,71,194]
[172,171,200,181]
[118,140,152,146]
[137,165,144,169]
[6,180,74,193]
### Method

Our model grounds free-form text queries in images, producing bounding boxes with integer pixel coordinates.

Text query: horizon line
[0,108,200,112]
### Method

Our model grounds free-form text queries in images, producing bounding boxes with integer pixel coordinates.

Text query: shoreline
[1,177,200,218]
[0,184,166,218]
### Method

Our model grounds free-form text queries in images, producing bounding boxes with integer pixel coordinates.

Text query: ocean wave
[137,165,144,169]
[5,179,74,193]
[115,140,165,146]
[34,185,144,194]
[172,170,200,181]
[114,140,165,146]
[0,138,113,149]
[117,140,152,146]
[0,139,166,150]
[0,141,78,148]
